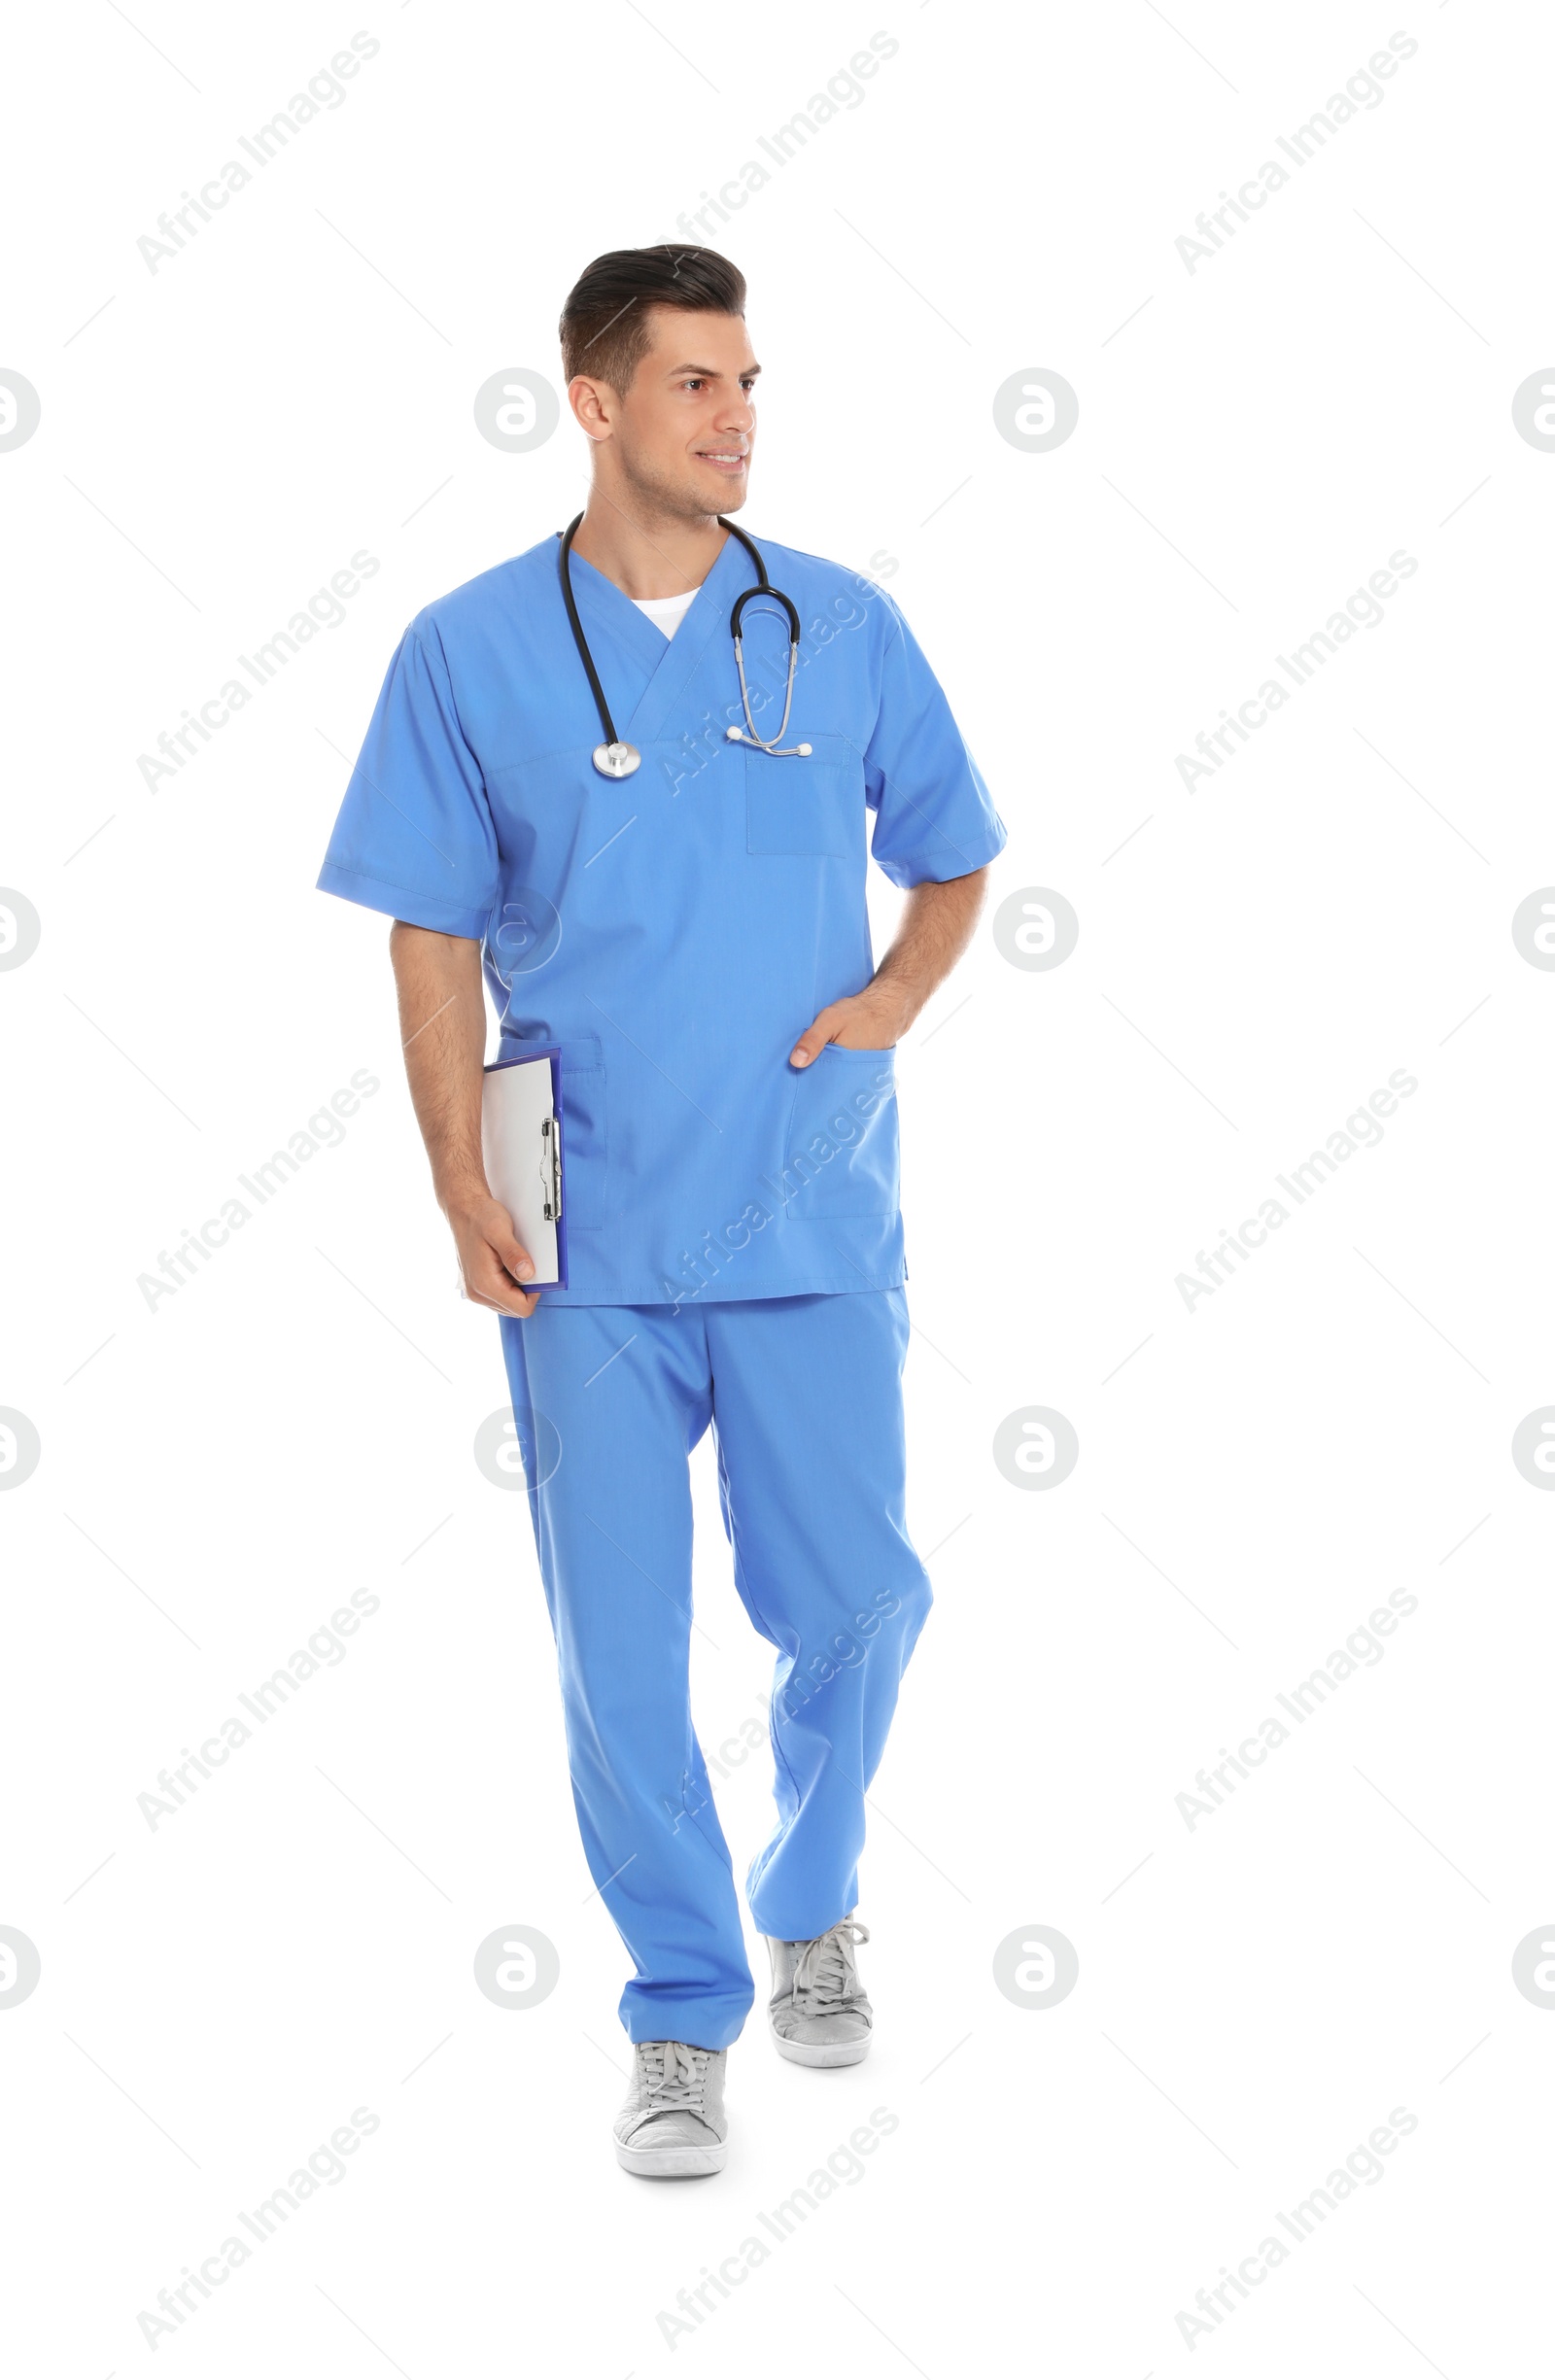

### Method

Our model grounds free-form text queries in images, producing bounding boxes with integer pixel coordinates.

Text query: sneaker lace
[637,2040,711,2116]
[791,1918,870,2015]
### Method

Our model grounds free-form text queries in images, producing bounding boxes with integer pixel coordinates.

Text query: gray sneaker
[765,1916,873,2067]
[613,2041,728,2178]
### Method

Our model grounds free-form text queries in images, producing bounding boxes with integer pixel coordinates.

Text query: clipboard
[481,1046,569,1290]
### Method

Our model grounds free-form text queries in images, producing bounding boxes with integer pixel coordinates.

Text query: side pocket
[780,1046,899,1220]
[507,1032,607,1228]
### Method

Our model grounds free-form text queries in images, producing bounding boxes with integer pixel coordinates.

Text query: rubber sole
[614,2135,727,2178]
[772,2029,873,2068]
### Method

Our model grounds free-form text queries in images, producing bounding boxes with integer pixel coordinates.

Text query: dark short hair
[559,247,745,395]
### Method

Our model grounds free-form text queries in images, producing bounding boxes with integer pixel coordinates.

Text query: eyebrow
[668,361,762,378]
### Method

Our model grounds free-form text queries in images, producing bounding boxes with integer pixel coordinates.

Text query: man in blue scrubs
[319,248,1005,2177]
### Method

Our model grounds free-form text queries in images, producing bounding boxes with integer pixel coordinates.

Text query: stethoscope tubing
[558,513,626,750]
[557,513,808,763]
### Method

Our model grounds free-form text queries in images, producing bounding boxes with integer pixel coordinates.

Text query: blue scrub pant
[499,1289,932,2051]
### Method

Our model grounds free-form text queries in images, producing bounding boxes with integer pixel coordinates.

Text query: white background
[4,1,1552,2370]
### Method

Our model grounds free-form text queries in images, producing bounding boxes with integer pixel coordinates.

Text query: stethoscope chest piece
[592,740,640,778]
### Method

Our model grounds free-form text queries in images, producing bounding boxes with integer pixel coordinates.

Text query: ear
[568,375,614,442]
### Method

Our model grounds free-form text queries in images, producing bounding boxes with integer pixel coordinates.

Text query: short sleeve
[863,605,1007,888]
[316,618,499,938]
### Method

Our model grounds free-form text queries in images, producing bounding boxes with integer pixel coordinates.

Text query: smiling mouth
[698,451,747,469]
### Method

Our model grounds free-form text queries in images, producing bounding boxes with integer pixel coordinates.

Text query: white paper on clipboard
[481,1054,562,1288]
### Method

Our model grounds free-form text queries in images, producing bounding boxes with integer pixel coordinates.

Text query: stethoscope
[558,512,812,779]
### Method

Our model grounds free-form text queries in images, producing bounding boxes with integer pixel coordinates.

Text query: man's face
[579,306,759,518]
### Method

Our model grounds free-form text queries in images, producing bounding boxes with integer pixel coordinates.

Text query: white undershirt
[633,586,702,639]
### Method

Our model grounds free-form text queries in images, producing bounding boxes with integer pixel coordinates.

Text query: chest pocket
[745,732,862,858]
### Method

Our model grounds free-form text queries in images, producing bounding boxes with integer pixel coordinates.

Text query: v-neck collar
[563,528,755,747]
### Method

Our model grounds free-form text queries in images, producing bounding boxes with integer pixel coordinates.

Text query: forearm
[867,865,989,1037]
[789,864,990,1063]
[388,921,489,1214]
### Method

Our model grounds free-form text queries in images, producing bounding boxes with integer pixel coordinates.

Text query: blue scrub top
[317,529,1006,1306]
